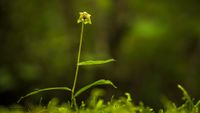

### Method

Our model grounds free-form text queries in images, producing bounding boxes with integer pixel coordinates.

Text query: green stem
[71,22,84,107]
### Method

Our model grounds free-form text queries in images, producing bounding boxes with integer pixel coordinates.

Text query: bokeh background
[0,0,199,109]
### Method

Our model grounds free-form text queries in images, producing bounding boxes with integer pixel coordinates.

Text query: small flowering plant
[18,11,116,109]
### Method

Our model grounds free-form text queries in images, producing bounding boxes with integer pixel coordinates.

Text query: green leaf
[75,79,117,97]
[17,87,71,103]
[78,59,115,66]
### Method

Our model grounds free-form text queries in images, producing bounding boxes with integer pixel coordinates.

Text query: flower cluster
[77,12,92,24]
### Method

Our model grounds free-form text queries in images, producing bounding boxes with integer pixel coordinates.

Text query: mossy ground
[0,89,199,113]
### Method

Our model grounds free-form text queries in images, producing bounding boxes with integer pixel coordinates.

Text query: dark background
[0,0,199,108]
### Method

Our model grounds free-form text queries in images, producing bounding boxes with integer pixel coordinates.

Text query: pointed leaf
[75,79,117,97]
[17,87,71,103]
[78,59,115,66]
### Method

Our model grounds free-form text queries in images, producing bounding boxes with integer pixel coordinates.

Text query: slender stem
[71,22,84,107]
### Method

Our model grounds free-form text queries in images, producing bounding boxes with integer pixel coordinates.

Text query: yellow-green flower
[77,12,92,24]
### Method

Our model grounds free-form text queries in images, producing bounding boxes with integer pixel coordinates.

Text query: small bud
[77,12,92,24]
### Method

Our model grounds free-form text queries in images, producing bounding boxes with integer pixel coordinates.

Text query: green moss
[1,85,200,113]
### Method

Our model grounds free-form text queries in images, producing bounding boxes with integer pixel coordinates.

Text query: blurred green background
[0,0,199,108]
